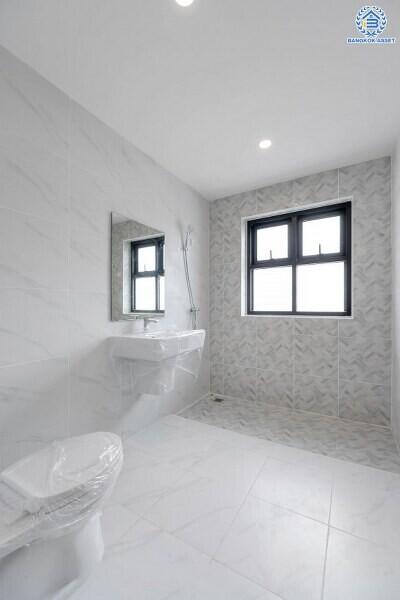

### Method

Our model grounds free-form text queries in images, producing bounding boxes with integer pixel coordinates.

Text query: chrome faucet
[143,317,159,332]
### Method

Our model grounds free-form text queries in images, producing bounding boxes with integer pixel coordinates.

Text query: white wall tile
[0,358,69,445]
[0,207,69,289]
[0,289,69,367]
[0,135,69,220]
[0,47,209,460]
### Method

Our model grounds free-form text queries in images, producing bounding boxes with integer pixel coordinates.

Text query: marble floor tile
[145,471,251,557]
[125,423,228,471]
[71,518,280,600]
[189,443,266,488]
[330,470,400,550]
[324,529,400,600]
[67,415,400,600]
[251,458,333,523]
[101,503,140,552]
[216,495,328,600]
[109,458,187,516]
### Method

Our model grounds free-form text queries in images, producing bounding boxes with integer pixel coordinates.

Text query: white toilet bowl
[0,432,123,600]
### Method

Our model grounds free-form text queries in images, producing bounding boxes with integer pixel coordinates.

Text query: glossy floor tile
[182,395,400,472]
[70,415,400,600]
[216,496,328,600]
[323,529,400,600]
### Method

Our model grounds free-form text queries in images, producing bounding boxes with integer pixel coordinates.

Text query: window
[247,202,351,316]
[131,237,165,313]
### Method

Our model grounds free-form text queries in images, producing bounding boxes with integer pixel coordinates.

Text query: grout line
[197,391,394,431]
[292,318,295,408]
[138,509,284,599]
[0,355,68,370]
[177,392,212,416]
[337,321,340,422]
[66,99,72,438]
[320,527,331,600]
[211,557,286,600]
[0,203,69,223]
[320,478,334,600]
[208,202,211,395]
[210,456,268,561]
[248,493,331,528]
[222,205,225,397]
[327,524,398,552]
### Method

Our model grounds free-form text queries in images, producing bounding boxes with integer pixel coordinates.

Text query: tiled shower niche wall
[210,158,392,427]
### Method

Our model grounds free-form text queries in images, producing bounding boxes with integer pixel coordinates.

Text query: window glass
[138,245,156,272]
[135,277,156,311]
[159,276,165,311]
[257,224,288,261]
[297,262,345,313]
[302,215,341,256]
[253,266,292,312]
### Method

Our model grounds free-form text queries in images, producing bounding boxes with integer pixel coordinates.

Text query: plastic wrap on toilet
[0,433,123,558]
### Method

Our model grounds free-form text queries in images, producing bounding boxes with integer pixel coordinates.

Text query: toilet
[0,432,123,600]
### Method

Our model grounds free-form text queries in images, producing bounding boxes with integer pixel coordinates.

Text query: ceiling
[0,0,399,200]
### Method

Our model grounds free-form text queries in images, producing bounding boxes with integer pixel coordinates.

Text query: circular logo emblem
[356,6,387,37]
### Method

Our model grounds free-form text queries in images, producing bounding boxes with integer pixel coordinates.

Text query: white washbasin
[109,329,205,362]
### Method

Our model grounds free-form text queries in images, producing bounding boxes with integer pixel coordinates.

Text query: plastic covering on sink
[0,433,123,559]
[109,329,205,396]
[109,330,206,362]
[115,347,203,396]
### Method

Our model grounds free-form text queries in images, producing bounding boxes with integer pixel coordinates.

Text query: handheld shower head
[184,225,194,251]
[182,224,199,328]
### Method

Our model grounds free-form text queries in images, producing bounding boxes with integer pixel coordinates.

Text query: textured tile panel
[182,396,400,473]
[257,369,293,409]
[293,373,338,416]
[295,333,338,379]
[293,169,339,206]
[210,157,392,429]
[257,321,293,372]
[295,318,338,337]
[339,336,391,385]
[224,317,257,367]
[339,379,390,426]
[256,180,294,214]
[211,363,224,395]
[224,365,257,401]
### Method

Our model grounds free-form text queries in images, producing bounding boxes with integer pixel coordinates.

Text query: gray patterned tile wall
[210,158,392,427]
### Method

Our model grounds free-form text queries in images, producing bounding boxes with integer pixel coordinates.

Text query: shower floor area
[182,395,400,473]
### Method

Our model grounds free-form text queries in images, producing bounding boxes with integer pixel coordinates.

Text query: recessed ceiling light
[259,139,272,150]
[176,0,194,6]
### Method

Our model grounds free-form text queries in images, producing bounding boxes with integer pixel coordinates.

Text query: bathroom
[0,1,399,599]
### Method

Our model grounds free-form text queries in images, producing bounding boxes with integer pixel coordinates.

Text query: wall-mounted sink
[109,329,205,362]
[109,329,206,396]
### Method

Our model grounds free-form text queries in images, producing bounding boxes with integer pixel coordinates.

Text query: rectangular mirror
[111,212,165,321]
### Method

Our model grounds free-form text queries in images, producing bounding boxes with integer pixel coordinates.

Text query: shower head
[184,225,194,250]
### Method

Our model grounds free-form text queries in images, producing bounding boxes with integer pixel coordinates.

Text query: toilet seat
[0,432,123,560]
[1,432,121,512]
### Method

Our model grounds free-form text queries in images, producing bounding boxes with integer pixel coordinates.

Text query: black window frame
[247,202,352,316]
[131,236,165,314]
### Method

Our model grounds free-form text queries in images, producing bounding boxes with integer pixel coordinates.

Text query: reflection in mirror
[111,212,165,321]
